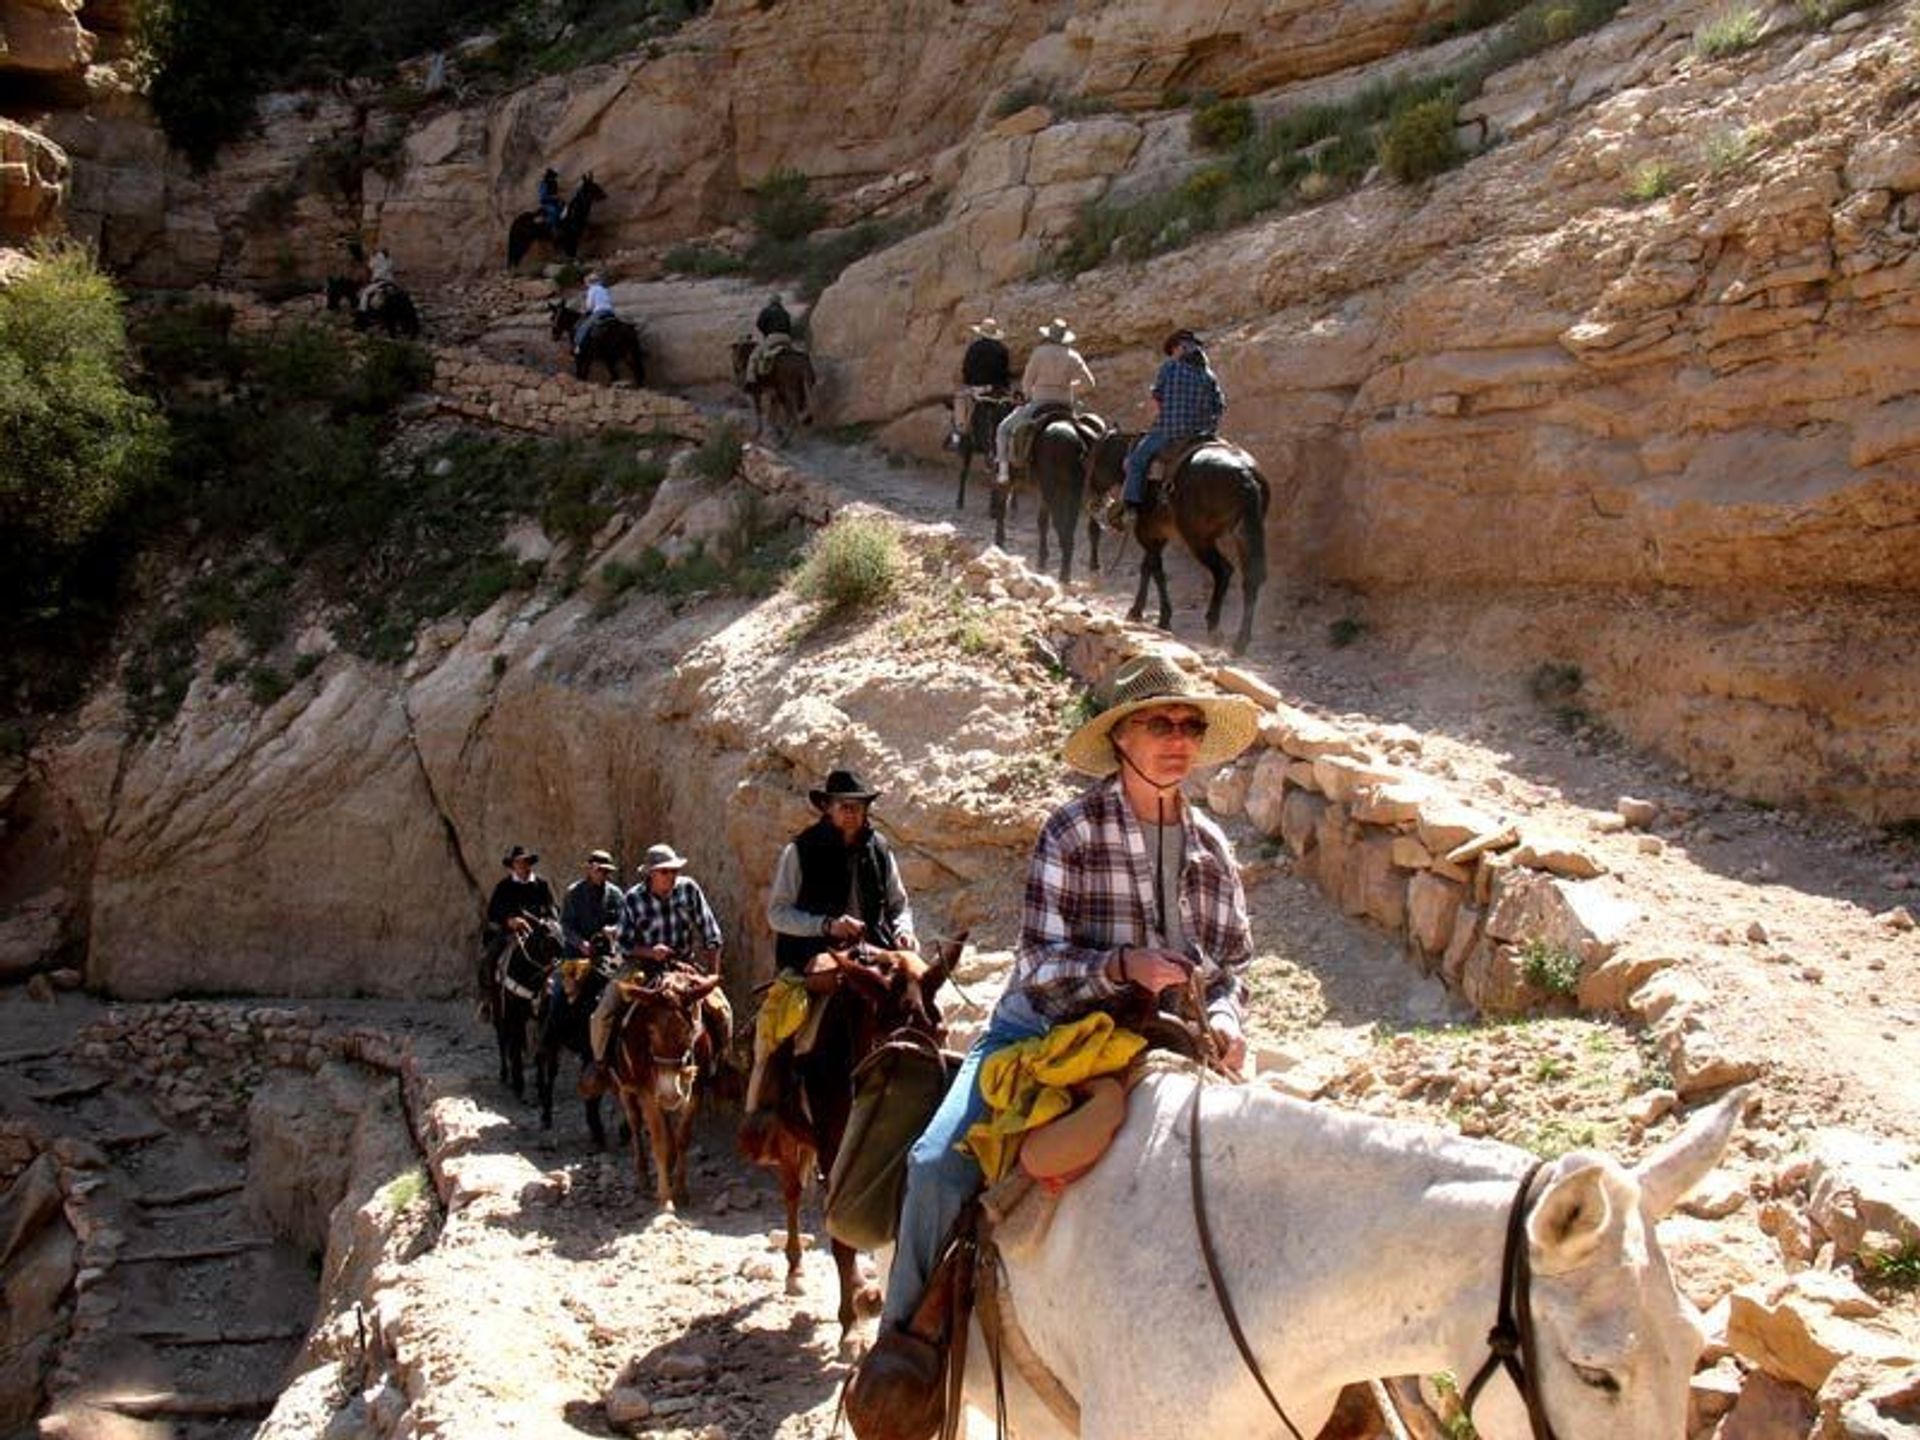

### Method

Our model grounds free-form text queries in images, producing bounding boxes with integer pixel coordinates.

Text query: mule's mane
[1194,1074,1537,1191]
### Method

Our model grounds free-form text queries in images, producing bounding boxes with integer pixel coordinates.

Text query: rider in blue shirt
[1121,328,1226,522]
[538,169,563,230]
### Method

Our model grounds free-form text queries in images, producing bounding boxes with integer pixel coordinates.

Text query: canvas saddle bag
[825,1030,956,1254]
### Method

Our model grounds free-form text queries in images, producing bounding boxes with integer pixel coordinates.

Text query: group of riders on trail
[951,313,1231,534]
[479,652,1264,1440]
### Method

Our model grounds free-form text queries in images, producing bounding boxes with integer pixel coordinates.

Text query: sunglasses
[1132,715,1210,740]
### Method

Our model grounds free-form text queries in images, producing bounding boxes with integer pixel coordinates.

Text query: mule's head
[575,173,606,207]
[547,299,577,340]
[1485,1088,1744,1440]
[1085,430,1130,499]
[731,336,755,386]
[324,276,352,311]
[631,973,720,1113]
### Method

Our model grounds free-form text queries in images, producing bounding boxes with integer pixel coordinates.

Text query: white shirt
[584,282,614,315]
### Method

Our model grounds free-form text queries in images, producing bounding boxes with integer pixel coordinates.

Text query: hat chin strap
[1115,741,1182,944]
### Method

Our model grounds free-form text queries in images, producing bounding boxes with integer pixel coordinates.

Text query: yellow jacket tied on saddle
[963,1013,1146,1182]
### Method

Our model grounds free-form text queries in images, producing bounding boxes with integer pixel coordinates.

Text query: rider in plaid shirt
[587,843,724,1078]
[865,654,1261,1415]
[1121,327,1226,515]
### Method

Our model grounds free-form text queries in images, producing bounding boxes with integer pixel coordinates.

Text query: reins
[1461,1160,1557,1440]
[1187,1070,1558,1440]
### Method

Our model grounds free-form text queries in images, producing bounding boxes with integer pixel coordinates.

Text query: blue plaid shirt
[620,876,723,960]
[1150,355,1225,440]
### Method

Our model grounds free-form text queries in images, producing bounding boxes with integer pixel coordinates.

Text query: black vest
[774,818,898,971]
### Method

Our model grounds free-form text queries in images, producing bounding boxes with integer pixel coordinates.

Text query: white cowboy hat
[640,842,689,875]
[1037,318,1075,345]
[970,317,1005,339]
[1061,653,1260,777]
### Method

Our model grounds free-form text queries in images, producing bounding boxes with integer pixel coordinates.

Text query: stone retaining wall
[429,349,710,441]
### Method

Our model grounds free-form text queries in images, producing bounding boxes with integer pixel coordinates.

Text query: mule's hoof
[838,1331,868,1362]
[785,1273,805,1297]
[854,1284,884,1319]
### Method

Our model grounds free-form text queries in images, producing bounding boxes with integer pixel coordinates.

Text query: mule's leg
[955,449,970,510]
[535,1041,555,1128]
[670,1098,697,1206]
[621,1090,654,1198]
[780,1161,806,1295]
[831,1238,880,1353]
[1086,512,1103,575]
[1153,547,1175,630]
[1195,542,1233,637]
[1035,501,1050,574]
[1128,547,1155,623]
[585,1092,606,1149]
[640,1095,677,1211]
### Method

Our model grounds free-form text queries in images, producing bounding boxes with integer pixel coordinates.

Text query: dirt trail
[776,426,1920,1147]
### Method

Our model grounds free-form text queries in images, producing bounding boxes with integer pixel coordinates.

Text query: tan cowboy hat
[1037,317,1076,345]
[639,842,689,876]
[970,317,1005,339]
[585,848,616,869]
[1061,653,1260,777]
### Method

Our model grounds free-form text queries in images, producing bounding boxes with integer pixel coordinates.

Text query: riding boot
[846,1208,976,1440]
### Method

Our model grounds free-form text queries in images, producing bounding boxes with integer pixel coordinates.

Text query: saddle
[1146,431,1258,493]
[1010,404,1106,474]
[360,279,398,312]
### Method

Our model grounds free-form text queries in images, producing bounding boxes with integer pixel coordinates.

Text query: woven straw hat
[1061,654,1260,777]
[1037,317,1076,345]
[970,317,1005,339]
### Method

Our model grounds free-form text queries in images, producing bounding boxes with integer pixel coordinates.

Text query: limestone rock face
[0,0,92,73]
[0,116,68,239]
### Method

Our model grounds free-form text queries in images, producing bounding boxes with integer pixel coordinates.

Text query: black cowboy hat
[809,769,881,809]
[1163,327,1202,356]
[501,844,539,868]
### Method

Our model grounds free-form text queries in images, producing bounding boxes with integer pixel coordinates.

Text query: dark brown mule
[506,173,605,269]
[483,918,563,1100]
[549,300,646,385]
[606,968,727,1210]
[738,937,961,1351]
[954,391,1014,511]
[1088,431,1273,654]
[730,337,815,443]
[994,408,1107,584]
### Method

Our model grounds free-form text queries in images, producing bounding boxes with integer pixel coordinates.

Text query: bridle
[1188,1077,1560,1440]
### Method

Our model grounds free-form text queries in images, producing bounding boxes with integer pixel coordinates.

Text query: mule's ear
[1528,1160,1617,1275]
[1635,1086,1746,1219]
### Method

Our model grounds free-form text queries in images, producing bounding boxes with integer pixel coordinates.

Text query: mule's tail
[1242,467,1270,594]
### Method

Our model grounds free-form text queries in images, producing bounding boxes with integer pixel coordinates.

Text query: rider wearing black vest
[768,769,917,971]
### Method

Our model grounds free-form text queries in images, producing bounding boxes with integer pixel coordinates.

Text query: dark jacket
[486,874,556,935]
[961,336,1012,389]
[756,300,793,337]
[774,818,901,972]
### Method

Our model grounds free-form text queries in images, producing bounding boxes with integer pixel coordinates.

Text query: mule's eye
[1572,1365,1620,1395]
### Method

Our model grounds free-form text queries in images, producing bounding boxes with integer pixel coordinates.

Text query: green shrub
[1520,939,1582,996]
[690,420,744,482]
[1702,127,1753,174]
[751,169,827,244]
[1860,1238,1920,1292]
[0,245,165,556]
[1529,659,1583,704]
[795,515,906,615]
[1329,617,1367,648]
[1378,93,1462,182]
[1623,158,1679,202]
[662,243,747,277]
[1695,5,1765,55]
[1191,95,1255,151]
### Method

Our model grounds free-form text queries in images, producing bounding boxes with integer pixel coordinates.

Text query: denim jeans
[880,1006,1050,1328]
[1123,429,1169,505]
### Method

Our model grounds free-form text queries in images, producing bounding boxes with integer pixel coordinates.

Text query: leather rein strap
[1189,1079,1557,1440]
[1462,1159,1557,1440]
[1187,1075,1308,1440]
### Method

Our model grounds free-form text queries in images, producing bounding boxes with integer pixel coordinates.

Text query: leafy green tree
[0,245,165,578]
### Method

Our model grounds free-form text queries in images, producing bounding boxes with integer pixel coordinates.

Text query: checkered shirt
[620,876,723,960]
[1150,356,1225,439]
[1007,776,1251,1033]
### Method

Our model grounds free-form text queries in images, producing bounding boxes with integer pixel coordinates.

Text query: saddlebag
[825,1032,954,1253]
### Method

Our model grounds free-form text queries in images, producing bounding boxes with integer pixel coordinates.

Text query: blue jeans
[881,1006,1049,1328]
[1123,429,1170,505]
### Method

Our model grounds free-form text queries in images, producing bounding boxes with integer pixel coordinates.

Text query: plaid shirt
[1004,776,1251,1035]
[620,876,723,960]
[1150,355,1225,440]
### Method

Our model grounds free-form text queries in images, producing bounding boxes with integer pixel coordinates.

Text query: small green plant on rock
[794,515,906,616]
[1860,1238,1920,1292]
[691,420,744,483]
[1624,158,1680,202]
[1695,5,1765,56]
[1702,126,1754,175]
[1378,92,1461,182]
[1329,616,1367,648]
[1191,94,1255,151]
[1520,938,1582,996]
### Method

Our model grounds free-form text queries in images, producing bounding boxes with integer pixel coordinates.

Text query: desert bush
[1520,939,1582,996]
[1695,5,1765,55]
[1191,94,1255,151]
[751,168,827,244]
[795,515,905,615]
[690,420,744,482]
[1623,158,1679,201]
[1702,127,1754,174]
[1378,92,1462,182]
[662,243,747,277]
